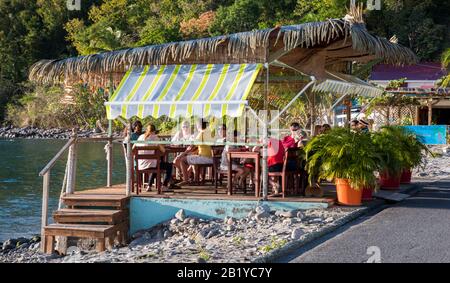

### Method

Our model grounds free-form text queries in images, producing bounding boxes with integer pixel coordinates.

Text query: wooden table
[227,151,260,197]
[164,145,188,155]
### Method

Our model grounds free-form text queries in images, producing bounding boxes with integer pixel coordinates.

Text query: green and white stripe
[105,63,262,119]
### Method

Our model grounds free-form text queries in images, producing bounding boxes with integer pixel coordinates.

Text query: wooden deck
[76,183,337,205]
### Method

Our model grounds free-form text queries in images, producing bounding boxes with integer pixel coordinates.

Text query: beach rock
[247,210,255,218]
[2,239,17,251]
[309,217,324,224]
[324,217,334,223]
[197,257,207,263]
[163,231,172,239]
[226,217,235,225]
[291,228,304,240]
[175,209,186,221]
[189,218,198,225]
[225,225,235,231]
[255,205,271,214]
[275,210,298,218]
[254,212,270,222]
[283,219,295,225]
[206,228,220,239]
[296,211,305,220]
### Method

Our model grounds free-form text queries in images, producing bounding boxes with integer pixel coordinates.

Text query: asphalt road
[279,179,450,263]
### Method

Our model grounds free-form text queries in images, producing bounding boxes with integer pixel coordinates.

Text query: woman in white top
[171,120,194,143]
[134,124,173,191]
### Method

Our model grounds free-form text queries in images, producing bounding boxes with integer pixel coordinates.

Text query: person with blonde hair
[175,120,213,185]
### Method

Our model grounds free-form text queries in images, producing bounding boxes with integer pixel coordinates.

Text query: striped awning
[105,63,262,119]
[313,79,383,97]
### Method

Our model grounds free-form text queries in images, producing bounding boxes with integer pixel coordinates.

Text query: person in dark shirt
[358,119,370,133]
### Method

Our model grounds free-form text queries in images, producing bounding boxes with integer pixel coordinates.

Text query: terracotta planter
[335,178,363,206]
[379,171,401,190]
[362,186,374,201]
[400,169,412,184]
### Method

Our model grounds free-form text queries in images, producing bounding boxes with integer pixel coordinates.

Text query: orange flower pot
[335,178,363,206]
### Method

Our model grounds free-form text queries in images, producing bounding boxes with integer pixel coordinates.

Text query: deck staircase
[42,193,130,254]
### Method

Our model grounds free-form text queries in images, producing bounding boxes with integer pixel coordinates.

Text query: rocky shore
[0,125,100,139]
[0,206,361,263]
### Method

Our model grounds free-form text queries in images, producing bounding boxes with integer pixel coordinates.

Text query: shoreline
[0,126,120,140]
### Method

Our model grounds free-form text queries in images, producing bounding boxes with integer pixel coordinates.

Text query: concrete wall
[130,197,328,234]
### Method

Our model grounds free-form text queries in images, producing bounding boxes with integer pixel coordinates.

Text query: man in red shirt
[282,122,305,149]
[267,137,285,196]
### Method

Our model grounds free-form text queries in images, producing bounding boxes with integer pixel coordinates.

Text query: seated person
[123,120,143,142]
[220,130,250,189]
[358,119,370,133]
[282,122,305,149]
[350,119,359,132]
[257,136,298,196]
[175,120,213,184]
[321,123,331,134]
[171,120,194,143]
[134,124,173,191]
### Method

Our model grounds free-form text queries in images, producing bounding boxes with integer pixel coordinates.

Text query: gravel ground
[413,145,450,180]
[0,206,362,263]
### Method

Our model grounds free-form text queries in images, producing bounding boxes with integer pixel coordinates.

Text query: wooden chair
[132,146,167,195]
[193,146,223,192]
[268,148,303,198]
[217,152,249,195]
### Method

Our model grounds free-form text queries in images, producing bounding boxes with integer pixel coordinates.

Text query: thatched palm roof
[29,16,417,86]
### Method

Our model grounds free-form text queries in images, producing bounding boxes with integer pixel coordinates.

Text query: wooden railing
[38,130,120,252]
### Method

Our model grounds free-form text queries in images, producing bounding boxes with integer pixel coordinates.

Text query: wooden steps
[44,222,128,253]
[43,192,130,254]
[62,194,129,209]
[53,209,128,224]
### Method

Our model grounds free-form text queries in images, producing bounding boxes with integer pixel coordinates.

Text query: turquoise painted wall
[130,197,328,234]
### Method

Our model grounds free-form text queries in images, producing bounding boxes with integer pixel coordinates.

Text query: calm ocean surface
[0,139,126,242]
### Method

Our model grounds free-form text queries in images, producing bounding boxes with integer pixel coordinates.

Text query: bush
[5,84,108,129]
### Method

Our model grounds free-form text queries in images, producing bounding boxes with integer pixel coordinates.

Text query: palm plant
[371,126,403,177]
[305,127,382,189]
[374,126,430,171]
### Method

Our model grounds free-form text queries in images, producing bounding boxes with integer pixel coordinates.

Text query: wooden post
[107,138,113,187]
[40,171,50,253]
[345,99,351,128]
[414,106,420,125]
[107,75,114,188]
[428,99,433,125]
[126,122,133,196]
[66,129,78,194]
[386,107,391,126]
[310,91,316,134]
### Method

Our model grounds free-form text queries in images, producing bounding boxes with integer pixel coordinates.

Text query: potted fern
[386,126,430,184]
[371,126,424,189]
[305,128,382,206]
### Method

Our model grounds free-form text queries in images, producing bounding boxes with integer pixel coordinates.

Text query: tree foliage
[0,0,448,128]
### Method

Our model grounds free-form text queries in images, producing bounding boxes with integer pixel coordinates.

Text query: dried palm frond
[29,17,417,87]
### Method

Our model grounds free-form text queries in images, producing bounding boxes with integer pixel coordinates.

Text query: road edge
[252,183,422,263]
